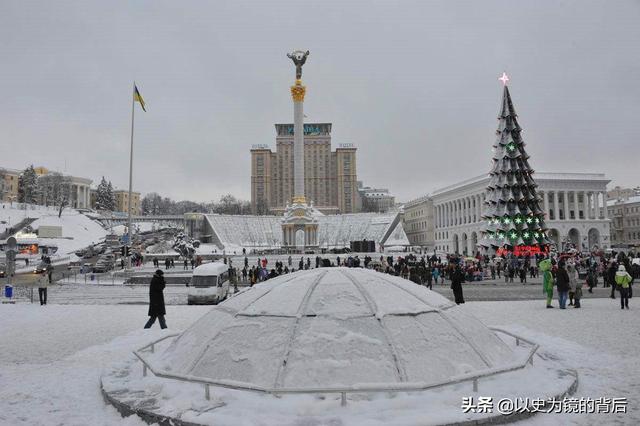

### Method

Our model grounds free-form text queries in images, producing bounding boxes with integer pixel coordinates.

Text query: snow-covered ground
[0,297,637,425]
[0,202,107,255]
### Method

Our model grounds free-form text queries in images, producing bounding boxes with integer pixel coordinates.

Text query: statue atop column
[287,50,310,80]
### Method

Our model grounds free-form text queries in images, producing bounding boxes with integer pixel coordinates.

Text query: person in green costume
[539,258,554,308]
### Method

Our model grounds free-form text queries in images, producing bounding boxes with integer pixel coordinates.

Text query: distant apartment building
[607,186,640,201]
[403,195,435,249]
[251,123,358,215]
[607,196,640,249]
[0,167,21,203]
[357,182,396,213]
[114,190,141,215]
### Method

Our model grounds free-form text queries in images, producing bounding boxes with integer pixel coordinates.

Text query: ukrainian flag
[133,84,146,112]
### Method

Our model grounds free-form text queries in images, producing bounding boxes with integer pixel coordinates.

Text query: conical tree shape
[480,85,549,251]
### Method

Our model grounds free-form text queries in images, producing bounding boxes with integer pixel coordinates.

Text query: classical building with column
[67,176,92,209]
[404,172,611,254]
[33,167,92,209]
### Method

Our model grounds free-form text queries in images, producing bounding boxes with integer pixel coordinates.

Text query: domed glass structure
[156,268,516,390]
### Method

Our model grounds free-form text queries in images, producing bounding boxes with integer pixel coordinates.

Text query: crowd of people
[224,249,639,309]
[142,248,639,329]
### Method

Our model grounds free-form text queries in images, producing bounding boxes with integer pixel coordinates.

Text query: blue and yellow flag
[133,84,146,112]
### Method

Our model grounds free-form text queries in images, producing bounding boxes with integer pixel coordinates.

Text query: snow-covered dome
[157,268,516,390]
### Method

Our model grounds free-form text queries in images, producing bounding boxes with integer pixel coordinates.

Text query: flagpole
[127,82,135,270]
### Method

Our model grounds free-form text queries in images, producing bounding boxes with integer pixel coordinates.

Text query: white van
[187,262,230,305]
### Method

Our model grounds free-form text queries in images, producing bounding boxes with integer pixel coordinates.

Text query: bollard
[150,343,154,353]
[341,392,347,407]
[529,356,534,366]
[516,337,520,346]
[143,364,147,377]
[473,378,478,392]
[205,384,210,400]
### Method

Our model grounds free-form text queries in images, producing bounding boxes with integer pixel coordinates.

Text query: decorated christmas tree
[480,74,549,254]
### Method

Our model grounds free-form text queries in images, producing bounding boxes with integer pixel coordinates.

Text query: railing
[133,327,539,407]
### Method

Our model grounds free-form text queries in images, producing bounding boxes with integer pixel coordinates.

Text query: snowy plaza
[1,290,638,425]
[2,1,640,425]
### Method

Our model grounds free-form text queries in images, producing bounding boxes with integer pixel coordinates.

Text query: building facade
[0,166,91,208]
[404,172,611,254]
[357,182,396,213]
[607,196,640,249]
[0,167,20,203]
[250,123,358,215]
[113,190,141,215]
[403,195,434,249]
[607,186,640,201]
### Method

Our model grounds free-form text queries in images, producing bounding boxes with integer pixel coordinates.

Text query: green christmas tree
[481,77,549,251]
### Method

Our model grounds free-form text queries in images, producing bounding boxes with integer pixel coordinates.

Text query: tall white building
[405,172,611,254]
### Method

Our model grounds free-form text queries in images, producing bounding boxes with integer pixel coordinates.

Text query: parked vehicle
[187,262,230,305]
[33,261,53,274]
[92,261,112,273]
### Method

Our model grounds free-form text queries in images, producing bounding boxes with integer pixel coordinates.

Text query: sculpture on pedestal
[287,50,309,80]
[282,49,318,251]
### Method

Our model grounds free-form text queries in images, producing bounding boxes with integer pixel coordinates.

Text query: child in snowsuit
[615,265,632,310]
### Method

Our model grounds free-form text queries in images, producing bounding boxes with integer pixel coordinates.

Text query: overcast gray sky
[1,0,638,203]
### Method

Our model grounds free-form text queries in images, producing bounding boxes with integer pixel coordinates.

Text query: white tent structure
[157,268,515,389]
[195,212,409,251]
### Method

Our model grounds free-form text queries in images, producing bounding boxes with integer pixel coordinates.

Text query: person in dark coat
[144,270,167,329]
[450,265,465,304]
[555,261,571,309]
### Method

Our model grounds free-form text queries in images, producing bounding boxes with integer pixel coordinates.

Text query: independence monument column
[288,50,309,204]
[281,50,318,251]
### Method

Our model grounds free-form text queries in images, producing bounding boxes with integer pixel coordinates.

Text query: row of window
[410,221,428,231]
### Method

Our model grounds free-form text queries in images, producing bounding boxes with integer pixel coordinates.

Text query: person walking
[36,269,49,306]
[567,262,578,306]
[432,267,440,285]
[615,264,632,310]
[556,261,570,309]
[425,267,433,290]
[586,267,597,293]
[144,270,167,329]
[608,263,617,299]
[450,265,465,304]
[539,259,554,309]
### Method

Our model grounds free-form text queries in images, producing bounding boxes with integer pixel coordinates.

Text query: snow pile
[155,268,515,390]
[30,211,107,254]
[0,202,107,254]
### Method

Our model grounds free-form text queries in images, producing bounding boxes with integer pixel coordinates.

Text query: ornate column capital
[290,80,306,102]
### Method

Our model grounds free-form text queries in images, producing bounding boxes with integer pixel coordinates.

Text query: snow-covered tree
[38,172,71,207]
[95,177,110,211]
[106,181,116,211]
[141,192,163,215]
[18,165,39,204]
[0,169,6,201]
[172,232,200,259]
